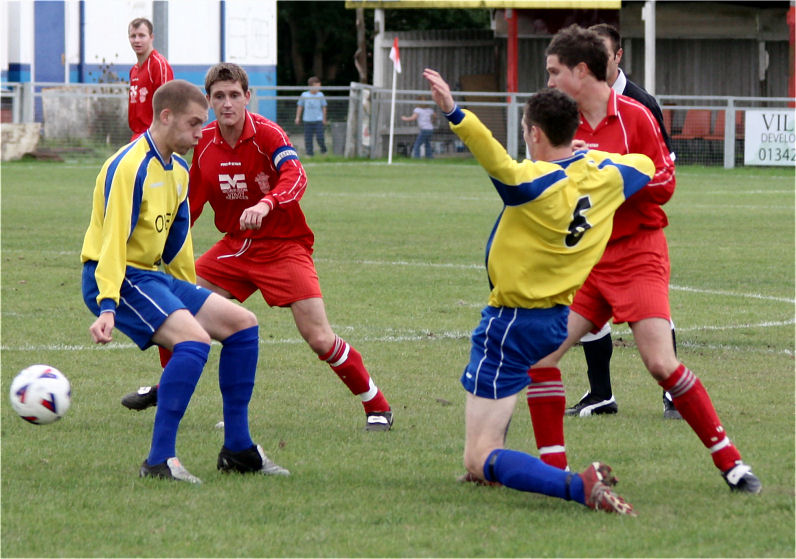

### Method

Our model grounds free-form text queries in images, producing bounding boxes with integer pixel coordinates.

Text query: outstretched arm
[422,69,455,113]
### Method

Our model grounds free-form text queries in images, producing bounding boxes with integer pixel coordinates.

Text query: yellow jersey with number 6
[449,109,654,309]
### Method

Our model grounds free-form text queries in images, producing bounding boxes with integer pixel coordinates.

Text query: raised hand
[422,69,455,113]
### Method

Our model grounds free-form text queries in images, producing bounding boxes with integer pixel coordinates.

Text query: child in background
[402,98,436,159]
[295,76,328,156]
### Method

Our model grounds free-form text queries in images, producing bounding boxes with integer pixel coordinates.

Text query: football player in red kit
[529,24,760,494]
[122,63,393,432]
[127,17,173,140]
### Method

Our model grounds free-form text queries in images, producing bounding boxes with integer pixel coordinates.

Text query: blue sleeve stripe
[597,158,651,199]
[128,155,152,240]
[174,155,189,172]
[102,143,148,240]
[483,208,503,292]
[162,196,190,264]
[490,168,567,206]
[103,142,139,213]
[273,146,299,171]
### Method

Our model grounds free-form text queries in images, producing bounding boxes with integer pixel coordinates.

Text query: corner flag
[387,36,401,164]
[389,37,401,74]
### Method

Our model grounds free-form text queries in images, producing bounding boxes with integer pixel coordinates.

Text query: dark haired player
[563,22,681,420]
[536,24,760,493]
[424,68,657,515]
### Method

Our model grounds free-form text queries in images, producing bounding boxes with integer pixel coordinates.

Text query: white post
[64,1,69,83]
[724,99,736,169]
[506,93,517,159]
[373,9,385,88]
[387,65,397,164]
[642,0,656,95]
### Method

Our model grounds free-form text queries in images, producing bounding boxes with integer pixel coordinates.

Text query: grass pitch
[1,158,794,557]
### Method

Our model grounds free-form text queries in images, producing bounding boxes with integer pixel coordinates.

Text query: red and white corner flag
[389,37,401,74]
[387,36,401,164]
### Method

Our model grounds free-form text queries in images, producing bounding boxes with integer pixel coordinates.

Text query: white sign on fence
[744,109,796,166]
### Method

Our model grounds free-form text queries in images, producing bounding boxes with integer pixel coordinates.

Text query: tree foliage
[277,2,490,86]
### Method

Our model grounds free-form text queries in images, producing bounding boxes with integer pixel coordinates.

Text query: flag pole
[388,64,397,165]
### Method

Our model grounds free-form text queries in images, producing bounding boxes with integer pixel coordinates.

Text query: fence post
[21,82,35,123]
[12,85,22,123]
[370,88,381,159]
[249,89,259,116]
[724,99,735,169]
[506,93,517,159]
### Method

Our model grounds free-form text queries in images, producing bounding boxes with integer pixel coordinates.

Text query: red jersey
[575,90,675,241]
[189,111,313,247]
[128,49,173,138]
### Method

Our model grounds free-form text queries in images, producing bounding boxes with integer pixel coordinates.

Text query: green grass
[1,159,794,557]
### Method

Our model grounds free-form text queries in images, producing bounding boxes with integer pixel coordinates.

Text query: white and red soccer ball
[9,365,71,425]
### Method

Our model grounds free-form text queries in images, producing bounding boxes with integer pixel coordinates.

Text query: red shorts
[571,228,671,328]
[195,236,322,307]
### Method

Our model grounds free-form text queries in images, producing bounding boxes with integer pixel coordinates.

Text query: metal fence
[2,81,794,168]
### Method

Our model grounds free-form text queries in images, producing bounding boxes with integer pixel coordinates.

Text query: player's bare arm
[422,69,455,113]
[239,201,271,230]
[89,312,115,344]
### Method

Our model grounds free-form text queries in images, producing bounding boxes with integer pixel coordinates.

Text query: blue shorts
[82,262,212,350]
[461,305,569,399]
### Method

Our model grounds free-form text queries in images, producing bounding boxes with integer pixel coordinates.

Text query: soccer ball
[9,365,71,425]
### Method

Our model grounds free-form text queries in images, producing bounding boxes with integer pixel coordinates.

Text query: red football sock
[527,367,568,470]
[319,336,390,413]
[152,346,172,389]
[158,346,172,368]
[659,364,741,471]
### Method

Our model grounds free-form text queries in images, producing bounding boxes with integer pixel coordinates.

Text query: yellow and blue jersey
[448,108,654,309]
[80,132,196,313]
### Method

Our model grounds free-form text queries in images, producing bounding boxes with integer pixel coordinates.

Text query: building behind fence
[2,1,792,166]
[1,82,793,168]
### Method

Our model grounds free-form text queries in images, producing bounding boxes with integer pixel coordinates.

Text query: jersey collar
[553,151,585,169]
[143,129,173,169]
[212,110,256,148]
[136,48,157,69]
[577,88,618,134]
[578,87,619,133]
[611,69,627,95]
[606,89,620,119]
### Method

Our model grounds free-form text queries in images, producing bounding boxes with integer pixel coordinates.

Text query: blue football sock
[147,341,209,466]
[483,449,586,504]
[218,326,258,452]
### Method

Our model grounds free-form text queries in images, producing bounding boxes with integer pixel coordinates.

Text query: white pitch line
[611,318,795,336]
[669,284,795,303]
[314,257,482,270]
[675,341,794,356]
[10,250,794,302]
[688,190,794,195]
[312,191,494,201]
[3,320,792,354]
